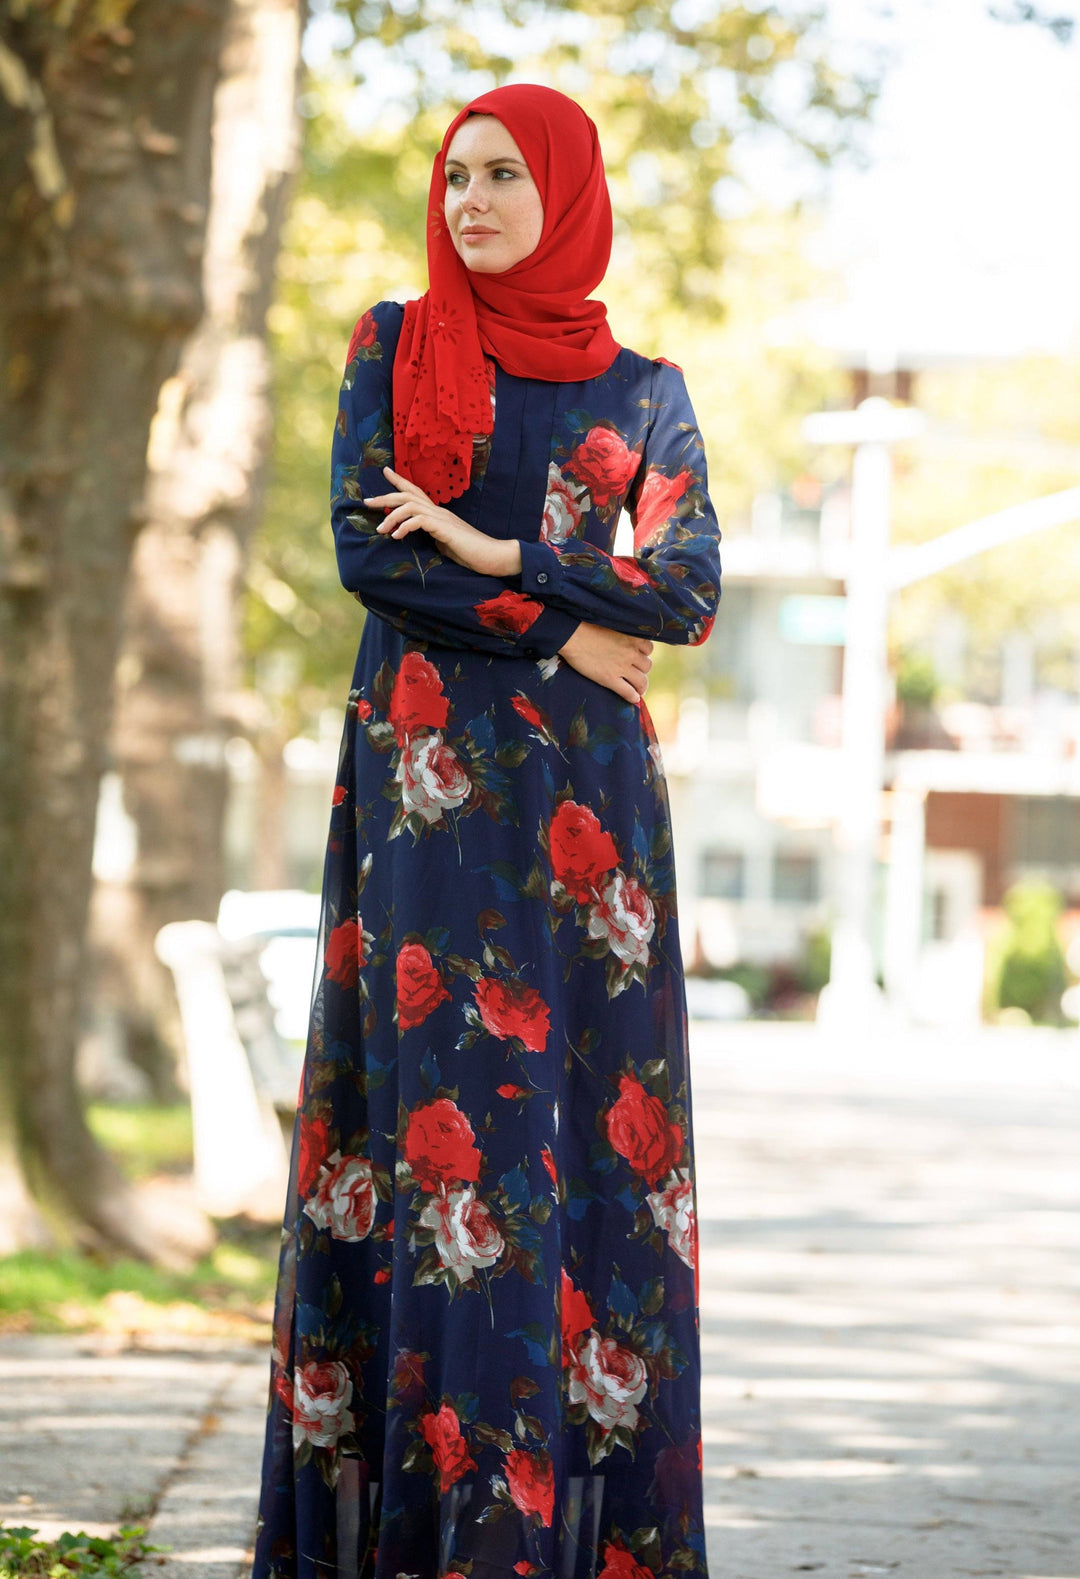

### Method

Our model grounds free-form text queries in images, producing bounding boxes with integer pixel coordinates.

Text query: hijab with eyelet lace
[391,83,620,507]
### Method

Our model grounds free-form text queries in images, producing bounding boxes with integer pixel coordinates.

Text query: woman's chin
[462,255,511,274]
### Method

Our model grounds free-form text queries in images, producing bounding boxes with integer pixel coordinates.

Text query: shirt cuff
[519,539,563,597]
[520,606,580,658]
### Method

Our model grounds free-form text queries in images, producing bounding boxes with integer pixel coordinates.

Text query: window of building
[701,849,744,900]
[1013,796,1080,867]
[773,851,820,904]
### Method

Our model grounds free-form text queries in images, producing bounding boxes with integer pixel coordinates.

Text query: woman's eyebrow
[444,155,528,170]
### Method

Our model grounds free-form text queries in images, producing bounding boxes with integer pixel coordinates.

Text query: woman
[252,83,721,1579]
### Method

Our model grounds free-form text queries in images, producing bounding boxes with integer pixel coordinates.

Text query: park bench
[155,890,319,1220]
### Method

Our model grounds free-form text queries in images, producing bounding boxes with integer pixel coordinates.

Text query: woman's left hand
[364,468,522,578]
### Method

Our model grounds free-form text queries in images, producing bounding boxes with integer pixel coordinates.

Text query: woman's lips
[461,227,499,240]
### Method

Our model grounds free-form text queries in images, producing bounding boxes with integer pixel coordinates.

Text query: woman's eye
[493,168,516,180]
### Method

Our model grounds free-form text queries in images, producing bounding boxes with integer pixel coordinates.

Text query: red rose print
[504,1446,555,1527]
[403,1097,482,1191]
[297,1112,331,1198]
[585,870,656,968]
[511,693,546,731]
[548,800,619,902]
[475,590,544,635]
[597,1545,654,1579]
[332,783,347,806]
[609,555,651,587]
[474,977,551,1052]
[374,1266,391,1283]
[541,463,585,545]
[605,1072,684,1186]
[560,1268,594,1363]
[325,918,365,988]
[567,1332,648,1432]
[541,1144,557,1185]
[497,1083,528,1100]
[565,426,639,509]
[356,697,373,721]
[418,1184,504,1282]
[304,1152,376,1241]
[418,1403,477,1492]
[396,734,470,825]
[396,942,450,1030]
[633,467,691,548]
[346,309,378,365]
[388,651,449,745]
[273,1368,294,1413]
[292,1359,354,1448]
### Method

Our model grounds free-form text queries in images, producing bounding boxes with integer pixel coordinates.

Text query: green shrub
[991,879,1067,1024]
[795,927,832,995]
[895,651,939,708]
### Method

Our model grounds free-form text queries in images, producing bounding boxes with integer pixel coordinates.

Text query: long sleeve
[516,360,722,646]
[331,301,580,660]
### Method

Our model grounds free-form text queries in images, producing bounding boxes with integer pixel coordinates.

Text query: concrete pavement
[2,1022,1078,1578]
[0,1335,267,1579]
[693,1021,1080,1578]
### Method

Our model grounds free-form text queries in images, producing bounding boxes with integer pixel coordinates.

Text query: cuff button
[537,571,549,584]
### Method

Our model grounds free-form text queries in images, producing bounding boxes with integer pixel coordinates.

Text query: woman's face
[443,115,544,274]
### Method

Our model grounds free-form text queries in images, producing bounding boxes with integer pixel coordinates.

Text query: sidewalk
[2,1022,1079,1578]
[0,1334,267,1579]
[693,1021,1080,1578]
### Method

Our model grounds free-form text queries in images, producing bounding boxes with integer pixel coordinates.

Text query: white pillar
[801,398,925,1032]
[827,432,892,1021]
[882,785,926,1020]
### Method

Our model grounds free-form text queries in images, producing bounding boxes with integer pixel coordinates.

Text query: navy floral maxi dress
[251,299,722,1579]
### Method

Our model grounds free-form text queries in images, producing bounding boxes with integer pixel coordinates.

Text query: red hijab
[392,84,620,505]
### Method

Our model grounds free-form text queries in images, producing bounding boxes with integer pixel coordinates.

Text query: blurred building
[664,438,1080,1026]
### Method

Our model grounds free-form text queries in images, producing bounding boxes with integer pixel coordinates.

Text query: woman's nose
[461,179,489,211]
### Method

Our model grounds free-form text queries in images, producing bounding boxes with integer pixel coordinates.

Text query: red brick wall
[924,792,1010,905]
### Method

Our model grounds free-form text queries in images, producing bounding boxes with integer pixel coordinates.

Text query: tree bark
[0,0,232,1258]
[92,0,307,1103]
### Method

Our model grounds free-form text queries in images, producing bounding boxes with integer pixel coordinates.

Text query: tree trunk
[0,0,232,1258]
[93,0,307,1102]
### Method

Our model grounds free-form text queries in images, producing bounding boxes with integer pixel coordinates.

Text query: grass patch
[0,1523,166,1579]
[0,1219,279,1339]
[85,1103,193,1182]
[1,1102,282,1338]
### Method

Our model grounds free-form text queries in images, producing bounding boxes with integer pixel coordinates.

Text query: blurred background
[1,0,1078,1337]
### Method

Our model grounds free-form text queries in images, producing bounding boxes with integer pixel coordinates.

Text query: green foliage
[85,1102,193,1182]
[0,1523,165,1579]
[988,879,1067,1024]
[894,651,939,708]
[794,926,831,995]
[0,1220,278,1334]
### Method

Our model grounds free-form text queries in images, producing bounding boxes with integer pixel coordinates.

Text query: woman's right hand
[557,623,653,705]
